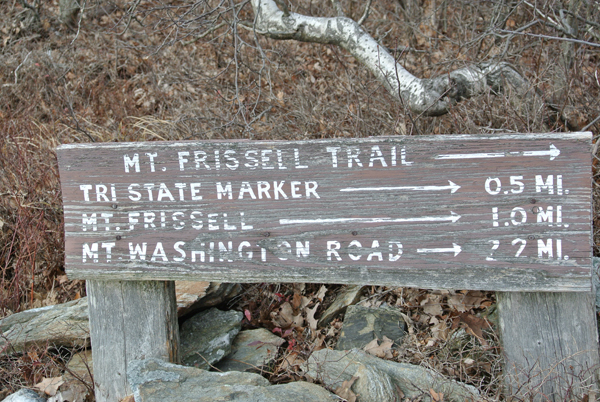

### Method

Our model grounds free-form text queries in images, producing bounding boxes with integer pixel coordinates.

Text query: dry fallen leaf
[447,294,468,313]
[271,301,294,328]
[430,388,444,401]
[430,318,449,341]
[459,312,490,346]
[335,376,358,402]
[316,285,327,301]
[292,312,304,328]
[421,294,444,317]
[34,376,64,396]
[291,292,303,311]
[299,296,311,310]
[305,302,320,332]
[364,336,394,359]
[278,351,304,371]
[400,312,415,335]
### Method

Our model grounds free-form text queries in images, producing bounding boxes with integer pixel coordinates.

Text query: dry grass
[1,0,599,399]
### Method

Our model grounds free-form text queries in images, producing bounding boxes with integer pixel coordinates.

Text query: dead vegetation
[235,283,502,399]
[1,0,599,399]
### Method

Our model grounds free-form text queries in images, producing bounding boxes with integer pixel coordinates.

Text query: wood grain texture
[497,291,599,400]
[57,133,593,291]
[87,280,179,402]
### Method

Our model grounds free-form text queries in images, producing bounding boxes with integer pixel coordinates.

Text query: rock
[128,358,268,401]
[1,389,46,402]
[65,350,93,382]
[180,308,242,369]
[336,305,406,350]
[352,364,397,401]
[318,285,365,327]
[304,349,480,402]
[213,381,337,402]
[128,358,336,402]
[175,282,241,318]
[54,351,93,402]
[0,283,239,356]
[215,328,284,372]
[0,298,89,354]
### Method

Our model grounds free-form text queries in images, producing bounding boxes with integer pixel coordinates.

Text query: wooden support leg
[87,280,179,402]
[497,291,599,400]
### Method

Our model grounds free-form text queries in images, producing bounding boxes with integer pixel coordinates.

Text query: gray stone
[318,285,365,327]
[201,381,337,402]
[352,364,397,401]
[128,358,336,402]
[49,350,94,402]
[336,305,406,350]
[128,358,269,396]
[215,328,284,373]
[180,308,243,369]
[0,284,235,356]
[175,282,242,318]
[1,389,46,402]
[304,349,480,402]
[64,350,93,382]
[0,298,89,354]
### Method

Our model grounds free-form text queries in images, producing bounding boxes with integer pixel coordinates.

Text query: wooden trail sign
[57,133,592,292]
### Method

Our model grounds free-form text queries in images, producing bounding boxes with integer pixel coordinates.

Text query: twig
[390,47,421,135]
[523,1,559,27]
[498,29,600,48]
[582,115,600,132]
[70,0,87,45]
[238,21,268,34]
[116,0,143,36]
[357,0,372,25]
[182,22,227,45]
[563,9,600,30]
[248,106,272,126]
[13,51,32,85]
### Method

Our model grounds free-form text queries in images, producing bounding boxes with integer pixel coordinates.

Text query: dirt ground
[1,0,599,399]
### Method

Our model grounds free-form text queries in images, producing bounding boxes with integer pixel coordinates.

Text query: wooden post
[497,291,599,400]
[87,280,179,402]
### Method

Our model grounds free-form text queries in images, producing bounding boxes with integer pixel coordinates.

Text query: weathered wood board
[56,133,592,291]
[87,280,179,402]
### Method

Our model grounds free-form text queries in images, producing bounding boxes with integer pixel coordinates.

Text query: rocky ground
[1,281,500,401]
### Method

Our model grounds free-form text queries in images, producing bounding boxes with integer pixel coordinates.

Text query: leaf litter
[235,284,501,398]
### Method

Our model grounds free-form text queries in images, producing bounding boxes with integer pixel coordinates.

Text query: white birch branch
[251,0,529,116]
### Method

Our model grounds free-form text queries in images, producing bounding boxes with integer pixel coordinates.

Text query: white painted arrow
[279,211,461,225]
[340,180,460,194]
[435,144,560,161]
[417,243,462,257]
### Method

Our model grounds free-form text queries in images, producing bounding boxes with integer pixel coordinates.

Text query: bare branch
[357,0,372,26]
[251,0,530,116]
[498,29,600,48]
[183,22,227,45]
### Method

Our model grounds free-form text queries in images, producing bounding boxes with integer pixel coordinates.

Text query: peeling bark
[251,0,529,116]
